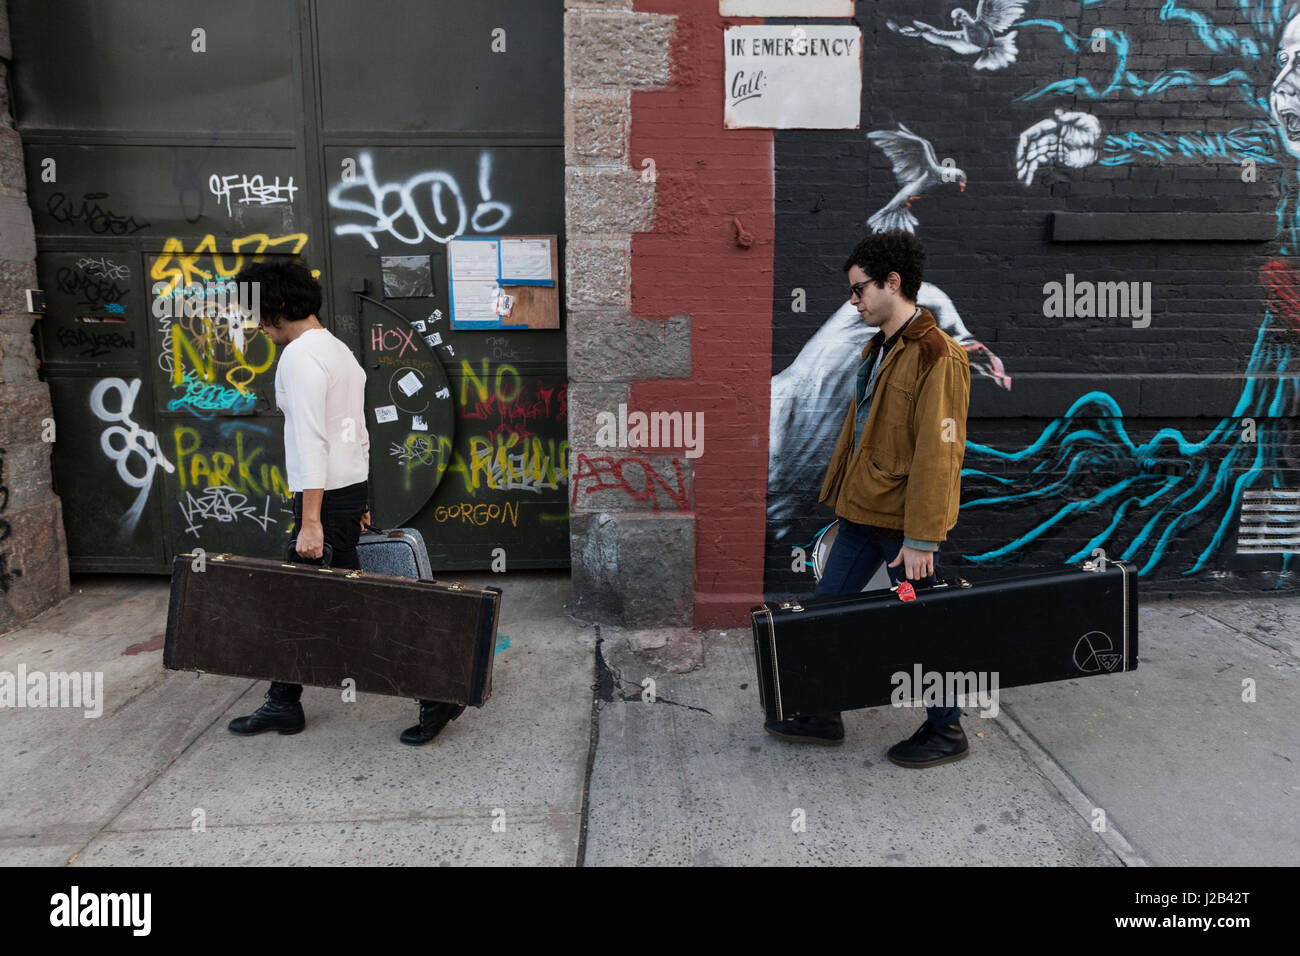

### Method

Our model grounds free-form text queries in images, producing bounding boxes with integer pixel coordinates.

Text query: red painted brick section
[630,1,773,626]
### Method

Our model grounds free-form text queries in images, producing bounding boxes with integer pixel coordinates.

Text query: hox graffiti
[370,324,418,358]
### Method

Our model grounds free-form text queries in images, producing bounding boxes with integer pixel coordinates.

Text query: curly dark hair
[233,258,322,328]
[842,231,925,302]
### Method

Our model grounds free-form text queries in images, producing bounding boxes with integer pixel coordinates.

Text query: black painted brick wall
[764,1,1299,598]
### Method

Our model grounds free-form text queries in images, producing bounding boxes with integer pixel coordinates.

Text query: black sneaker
[886,720,969,768]
[764,712,844,746]
[228,696,305,736]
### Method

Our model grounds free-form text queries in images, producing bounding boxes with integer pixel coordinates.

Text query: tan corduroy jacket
[818,307,970,544]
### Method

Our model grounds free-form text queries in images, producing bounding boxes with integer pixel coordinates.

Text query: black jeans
[813,518,961,726]
[268,481,368,704]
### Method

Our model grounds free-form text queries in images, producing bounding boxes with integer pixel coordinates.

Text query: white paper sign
[721,1,853,14]
[724,25,861,129]
[500,239,553,282]
[412,415,428,431]
[396,371,423,396]
[424,332,443,347]
[374,404,398,424]
[452,279,501,325]
[449,239,499,281]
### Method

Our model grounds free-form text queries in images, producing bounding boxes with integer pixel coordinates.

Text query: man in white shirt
[225,259,464,744]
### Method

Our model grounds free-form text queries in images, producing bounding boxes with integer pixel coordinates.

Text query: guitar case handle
[286,543,334,568]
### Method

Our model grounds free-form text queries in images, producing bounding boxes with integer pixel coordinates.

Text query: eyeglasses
[849,279,874,300]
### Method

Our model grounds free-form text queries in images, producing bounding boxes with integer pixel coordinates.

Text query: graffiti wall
[323,144,568,569]
[17,0,566,573]
[765,0,1299,597]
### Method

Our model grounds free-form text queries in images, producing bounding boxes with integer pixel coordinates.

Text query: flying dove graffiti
[886,1,1027,71]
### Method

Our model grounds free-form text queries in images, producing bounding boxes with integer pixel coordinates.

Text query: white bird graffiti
[767,284,1011,541]
[887,0,1027,71]
[867,124,966,234]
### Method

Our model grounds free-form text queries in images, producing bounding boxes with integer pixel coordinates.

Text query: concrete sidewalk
[0,573,1295,866]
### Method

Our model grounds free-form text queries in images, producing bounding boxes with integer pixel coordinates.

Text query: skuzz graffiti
[166,372,257,417]
[150,231,310,297]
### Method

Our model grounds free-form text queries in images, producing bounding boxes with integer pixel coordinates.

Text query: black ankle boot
[764,712,845,745]
[399,699,465,746]
[886,720,969,768]
[228,696,305,736]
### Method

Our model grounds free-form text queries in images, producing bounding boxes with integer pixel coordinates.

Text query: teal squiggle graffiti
[167,372,257,419]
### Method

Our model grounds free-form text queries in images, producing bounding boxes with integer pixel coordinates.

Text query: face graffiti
[1272,16,1300,158]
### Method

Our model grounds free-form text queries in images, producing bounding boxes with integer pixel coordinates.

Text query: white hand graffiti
[1016,109,1103,186]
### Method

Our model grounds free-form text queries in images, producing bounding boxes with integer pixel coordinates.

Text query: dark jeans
[267,481,368,705]
[813,518,961,726]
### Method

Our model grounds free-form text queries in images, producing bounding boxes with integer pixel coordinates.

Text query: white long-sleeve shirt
[274,327,370,492]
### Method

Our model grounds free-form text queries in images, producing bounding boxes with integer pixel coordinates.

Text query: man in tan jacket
[765,231,972,767]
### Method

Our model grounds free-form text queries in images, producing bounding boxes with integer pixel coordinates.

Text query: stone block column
[564,0,695,625]
[0,0,72,633]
